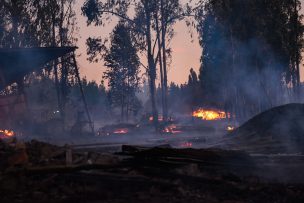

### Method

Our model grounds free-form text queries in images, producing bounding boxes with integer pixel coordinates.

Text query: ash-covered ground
[1,104,304,202]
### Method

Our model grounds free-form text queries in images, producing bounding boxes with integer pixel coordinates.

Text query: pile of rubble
[1,138,304,202]
[227,103,304,154]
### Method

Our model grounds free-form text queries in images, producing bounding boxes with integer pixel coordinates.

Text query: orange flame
[149,116,164,122]
[193,108,228,120]
[113,128,129,134]
[227,126,235,131]
[180,142,193,148]
[0,129,15,138]
[162,125,182,134]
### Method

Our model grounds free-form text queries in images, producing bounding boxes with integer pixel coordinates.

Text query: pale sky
[74,0,304,85]
[74,0,202,85]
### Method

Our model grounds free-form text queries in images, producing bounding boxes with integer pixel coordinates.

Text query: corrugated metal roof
[0,46,77,90]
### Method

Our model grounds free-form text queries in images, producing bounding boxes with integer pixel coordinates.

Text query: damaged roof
[0,46,77,90]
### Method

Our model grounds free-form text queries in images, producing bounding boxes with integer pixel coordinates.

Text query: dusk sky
[74,0,304,85]
[74,0,201,86]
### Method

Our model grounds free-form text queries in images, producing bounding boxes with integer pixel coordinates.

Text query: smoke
[198,13,301,123]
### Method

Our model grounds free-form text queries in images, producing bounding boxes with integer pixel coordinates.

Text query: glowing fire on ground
[227,126,235,131]
[193,108,228,120]
[113,128,129,134]
[180,142,193,148]
[162,125,182,134]
[149,116,174,122]
[0,129,15,138]
[149,116,164,122]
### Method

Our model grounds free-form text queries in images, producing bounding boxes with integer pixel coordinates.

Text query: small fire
[227,126,235,131]
[149,116,164,122]
[0,129,15,138]
[113,128,129,134]
[193,108,228,120]
[180,142,193,148]
[162,125,182,134]
[149,116,174,122]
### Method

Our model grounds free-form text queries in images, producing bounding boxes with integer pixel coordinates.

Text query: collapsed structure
[0,47,93,134]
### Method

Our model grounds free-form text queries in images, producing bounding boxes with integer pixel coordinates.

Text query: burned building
[0,47,77,130]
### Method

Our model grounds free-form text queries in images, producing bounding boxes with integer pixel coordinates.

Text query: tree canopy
[103,23,141,121]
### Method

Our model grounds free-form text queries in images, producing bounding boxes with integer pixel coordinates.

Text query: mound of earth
[226,103,304,154]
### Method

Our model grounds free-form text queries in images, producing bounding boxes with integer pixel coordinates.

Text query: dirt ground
[1,140,304,203]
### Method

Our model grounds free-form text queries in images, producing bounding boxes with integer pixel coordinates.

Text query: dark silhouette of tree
[102,23,141,122]
[187,68,200,111]
[153,0,184,120]
[82,0,158,126]
[0,0,35,48]
[82,0,190,128]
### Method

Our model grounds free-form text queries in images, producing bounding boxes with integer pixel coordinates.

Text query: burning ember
[193,108,228,120]
[149,116,174,122]
[149,116,163,122]
[113,128,129,134]
[162,125,182,134]
[97,123,138,136]
[227,126,235,131]
[180,142,193,148]
[0,129,15,139]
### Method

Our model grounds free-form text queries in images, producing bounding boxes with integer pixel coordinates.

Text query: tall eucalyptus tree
[82,0,188,127]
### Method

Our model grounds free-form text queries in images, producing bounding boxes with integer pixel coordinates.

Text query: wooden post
[71,53,94,134]
[66,145,73,165]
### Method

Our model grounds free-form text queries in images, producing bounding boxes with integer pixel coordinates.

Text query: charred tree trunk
[59,0,67,121]
[229,26,238,123]
[155,11,165,119]
[126,77,129,122]
[11,17,18,48]
[294,0,300,98]
[148,57,158,128]
[160,0,168,121]
[121,95,125,122]
[126,99,129,122]
[144,1,158,129]
[52,11,64,121]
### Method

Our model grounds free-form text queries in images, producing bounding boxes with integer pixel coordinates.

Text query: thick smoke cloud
[197,0,303,123]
